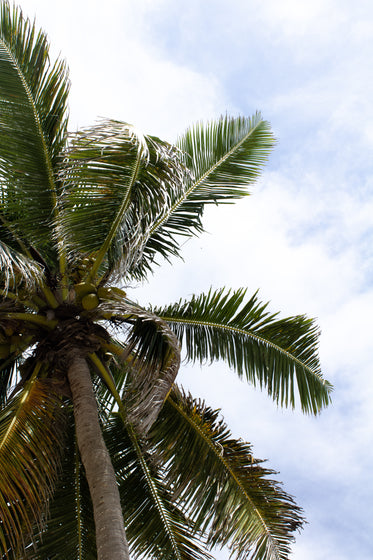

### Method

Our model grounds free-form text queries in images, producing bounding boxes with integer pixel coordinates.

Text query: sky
[14,1,373,558]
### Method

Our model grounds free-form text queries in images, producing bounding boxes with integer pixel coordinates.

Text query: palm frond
[151,387,304,560]
[58,120,184,281]
[0,370,66,558]
[22,412,96,560]
[0,235,44,292]
[97,295,181,432]
[177,113,274,202]
[133,114,274,278]
[0,1,69,252]
[122,316,180,433]
[0,2,69,162]
[105,414,212,560]
[153,288,332,414]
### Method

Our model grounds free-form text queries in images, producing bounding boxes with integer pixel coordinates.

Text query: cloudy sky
[17,0,373,558]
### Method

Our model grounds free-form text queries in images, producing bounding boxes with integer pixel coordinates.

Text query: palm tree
[0,3,332,560]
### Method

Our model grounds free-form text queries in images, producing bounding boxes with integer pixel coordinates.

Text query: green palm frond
[0,236,44,292]
[23,413,96,560]
[0,1,69,254]
[178,113,274,201]
[151,388,304,560]
[106,414,212,560]
[135,114,274,278]
[153,288,332,414]
[0,2,69,162]
[0,369,66,558]
[58,119,184,281]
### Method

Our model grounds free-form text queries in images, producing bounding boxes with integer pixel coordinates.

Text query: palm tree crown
[0,3,332,560]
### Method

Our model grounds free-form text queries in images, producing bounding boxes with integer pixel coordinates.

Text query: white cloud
[19,0,228,140]
[253,0,338,36]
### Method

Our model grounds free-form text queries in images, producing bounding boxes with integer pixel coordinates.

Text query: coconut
[74,283,97,300]
[81,293,99,310]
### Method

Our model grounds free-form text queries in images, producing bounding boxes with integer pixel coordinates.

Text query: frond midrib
[88,143,144,282]
[0,37,58,212]
[167,395,279,556]
[0,36,67,276]
[147,118,263,240]
[160,315,326,384]
[0,363,41,452]
[127,425,183,560]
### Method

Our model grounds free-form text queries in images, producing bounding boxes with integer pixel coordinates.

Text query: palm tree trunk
[67,353,130,560]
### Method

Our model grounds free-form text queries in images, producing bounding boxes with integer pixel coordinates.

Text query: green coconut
[97,287,115,300]
[81,293,99,310]
[74,282,97,300]
[97,286,126,300]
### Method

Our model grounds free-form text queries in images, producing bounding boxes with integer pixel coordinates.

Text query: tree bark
[67,353,130,560]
